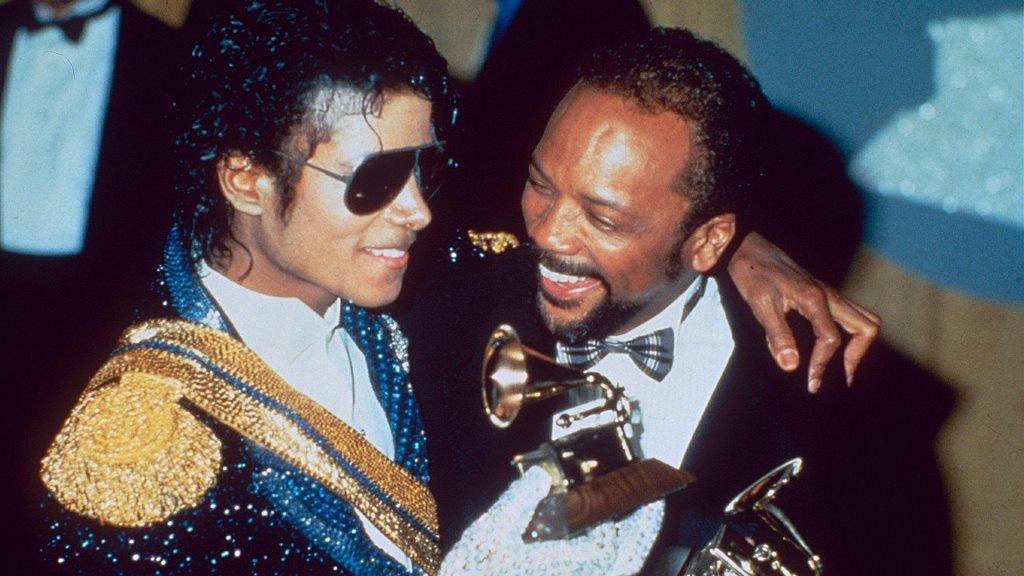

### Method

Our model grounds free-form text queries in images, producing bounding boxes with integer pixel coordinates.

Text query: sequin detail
[77,318,441,572]
[42,436,342,574]
[851,11,1022,225]
[467,230,521,254]
[41,373,222,527]
[41,223,438,574]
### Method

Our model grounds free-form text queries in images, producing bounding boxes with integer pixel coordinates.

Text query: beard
[531,247,644,344]
[531,230,687,344]
[539,290,645,344]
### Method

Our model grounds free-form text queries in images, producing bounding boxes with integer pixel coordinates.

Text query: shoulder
[714,272,790,380]
[40,334,222,527]
[438,228,531,279]
[0,1,28,51]
[117,0,176,35]
[115,1,183,70]
[408,228,533,320]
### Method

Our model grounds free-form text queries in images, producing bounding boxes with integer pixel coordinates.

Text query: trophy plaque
[482,324,693,542]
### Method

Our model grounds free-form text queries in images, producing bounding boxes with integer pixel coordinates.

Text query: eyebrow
[529,155,628,212]
[528,156,556,188]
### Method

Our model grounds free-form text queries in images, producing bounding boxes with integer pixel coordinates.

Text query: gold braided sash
[41,318,441,574]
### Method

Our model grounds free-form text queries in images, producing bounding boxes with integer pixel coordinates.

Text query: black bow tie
[24,2,111,44]
[561,327,675,382]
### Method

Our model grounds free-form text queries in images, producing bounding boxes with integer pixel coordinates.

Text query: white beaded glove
[439,467,665,576]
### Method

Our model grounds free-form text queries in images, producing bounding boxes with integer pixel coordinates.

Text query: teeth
[368,248,406,258]
[539,263,589,284]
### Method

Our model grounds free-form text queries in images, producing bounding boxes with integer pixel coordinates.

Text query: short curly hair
[174,0,452,265]
[576,27,770,233]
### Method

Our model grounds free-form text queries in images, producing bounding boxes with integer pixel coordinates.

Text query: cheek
[591,236,664,295]
[282,198,361,260]
[521,191,542,230]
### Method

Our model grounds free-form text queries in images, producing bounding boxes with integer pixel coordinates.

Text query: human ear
[688,213,737,272]
[216,152,275,216]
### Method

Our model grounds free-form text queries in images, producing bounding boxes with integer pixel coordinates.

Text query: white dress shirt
[198,263,411,569]
[0,0,119,255]
[554,276,735,468]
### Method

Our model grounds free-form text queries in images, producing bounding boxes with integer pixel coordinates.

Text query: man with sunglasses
[35,2,877,575]
[37,2,449,574]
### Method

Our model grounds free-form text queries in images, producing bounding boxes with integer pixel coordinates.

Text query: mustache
[530,245,602,279]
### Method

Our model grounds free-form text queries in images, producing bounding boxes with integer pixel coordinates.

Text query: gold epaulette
[40,370,222,527]
[467,229,520,254]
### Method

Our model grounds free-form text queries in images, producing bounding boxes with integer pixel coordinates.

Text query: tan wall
[393,0,747,80]
[639,0,746,60]
[131,0,189,27]
[391,0,495,80]
[77,0,746,70]
[844,248,1024,576]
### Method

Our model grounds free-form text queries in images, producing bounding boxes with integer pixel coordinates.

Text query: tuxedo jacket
[402,240,805,551]
[2,10,183,568]
[0,0,181,296]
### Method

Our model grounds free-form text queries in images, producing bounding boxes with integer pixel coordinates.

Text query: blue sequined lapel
[156,224,435,574]
[159,224,430,484]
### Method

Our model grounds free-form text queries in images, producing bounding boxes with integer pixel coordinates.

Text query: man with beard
[408,27,879,571]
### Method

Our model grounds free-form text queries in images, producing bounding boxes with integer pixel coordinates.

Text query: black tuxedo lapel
[0,2,34,147]
[405,243,546,545]
[659,273,796,549]
[85,1,179,269]
[0,0,179,282]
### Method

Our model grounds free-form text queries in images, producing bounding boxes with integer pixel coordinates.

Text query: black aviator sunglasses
[273,141,448,215]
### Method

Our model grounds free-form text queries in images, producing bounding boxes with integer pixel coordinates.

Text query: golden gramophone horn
[482,324,592,428]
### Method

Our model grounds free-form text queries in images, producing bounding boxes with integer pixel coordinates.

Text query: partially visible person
[0,0,180,351]
[35,3,679,574]
[0,0,180,569]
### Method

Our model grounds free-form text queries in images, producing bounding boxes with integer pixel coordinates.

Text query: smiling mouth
[538,262,602,302]
[365,247,410,269]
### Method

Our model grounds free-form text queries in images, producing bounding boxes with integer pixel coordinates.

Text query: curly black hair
[173,0,453,265]
[576,27,770,233]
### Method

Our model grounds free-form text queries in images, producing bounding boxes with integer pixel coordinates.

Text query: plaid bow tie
[561,327,675,381]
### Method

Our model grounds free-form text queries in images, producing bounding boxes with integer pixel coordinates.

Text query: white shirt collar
[197,261,343,369]
[553,275,734,468]
[196,262,411,569]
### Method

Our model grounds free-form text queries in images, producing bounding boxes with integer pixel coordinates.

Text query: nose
[525,195,578,256]
[384,175,432,231]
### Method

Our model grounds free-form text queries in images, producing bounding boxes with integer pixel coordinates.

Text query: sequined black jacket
[38,226,435,576]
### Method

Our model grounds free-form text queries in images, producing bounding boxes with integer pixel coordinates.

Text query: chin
[539,300,598,344]
[539,289,646,343]
[350,285,403,309]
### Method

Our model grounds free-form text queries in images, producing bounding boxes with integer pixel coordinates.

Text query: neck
[610,270,700,336]
[209,238,335,317]
[35,1,80,19]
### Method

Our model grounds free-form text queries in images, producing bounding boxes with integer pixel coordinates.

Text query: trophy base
[522,458,694,542]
